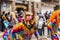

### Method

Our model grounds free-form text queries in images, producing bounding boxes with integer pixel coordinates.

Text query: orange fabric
[13,23,30,34]
[49,10,60,24]
[57,10,60,24]
[49,10,57,22]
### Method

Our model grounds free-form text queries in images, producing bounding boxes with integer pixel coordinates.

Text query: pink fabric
[26,16,32,21]
[18,18,23,22]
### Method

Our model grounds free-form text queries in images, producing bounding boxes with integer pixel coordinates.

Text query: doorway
[16,8,24,13]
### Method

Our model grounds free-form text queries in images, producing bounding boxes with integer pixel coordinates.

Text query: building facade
[15,0,29,13]
[0,0,41,14]
[0,0,15,14]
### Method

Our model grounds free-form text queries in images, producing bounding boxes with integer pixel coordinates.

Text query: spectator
[44,11,49,20]
[49,11,52,17]
[15,11,18,18]
[1,11,6,31]
[7,12,13,29]
[39,12,43,17]
[18,10,24,17]
[38,16,45,36]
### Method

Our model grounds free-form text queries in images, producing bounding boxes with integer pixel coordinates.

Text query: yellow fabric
[13,23,30,34]
[2,15,6,20]
[18,34,23,40]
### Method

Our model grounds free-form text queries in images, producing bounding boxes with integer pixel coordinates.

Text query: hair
[2,11,5,15]
[5,13,8,16]
[54,5,60,11]
[8,12,10,15]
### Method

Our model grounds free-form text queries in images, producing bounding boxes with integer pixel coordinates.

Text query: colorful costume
[48,10,60,35]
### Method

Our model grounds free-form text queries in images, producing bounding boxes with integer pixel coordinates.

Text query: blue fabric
[35,31,39,37]
[49,22,55,30]
[3,36,7,40]
[38,29,42,36]
[58,28,60,31]
[11,33,15,38]
[51,34,58,39]
[50,22,53,26]
[9,22,13,26]
[3,20,9,28]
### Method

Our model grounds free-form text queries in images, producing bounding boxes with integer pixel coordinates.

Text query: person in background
[39,12,43,17]
[18,10,24,17]
[39,13,46,35]
[10,12,18,25]
[47,11,51,35]
[49,11,51,16]
[15,11,18,18]
[44,11,49,20]
[7,12,13,29]
[38,16,44,36]
[1,11,6,31]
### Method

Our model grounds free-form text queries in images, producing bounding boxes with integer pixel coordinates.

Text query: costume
[47,10,60,37]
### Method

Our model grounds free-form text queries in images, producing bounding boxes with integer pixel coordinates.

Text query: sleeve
[49,11,57,22]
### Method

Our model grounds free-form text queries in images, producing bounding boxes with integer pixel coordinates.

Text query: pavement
[0,36,52,40]
[0,32,52,40]
[0,37,4,40]
[0,35,52,40]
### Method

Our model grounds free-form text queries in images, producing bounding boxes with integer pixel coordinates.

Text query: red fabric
[52,38,58,40]
[18,18,23,22]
